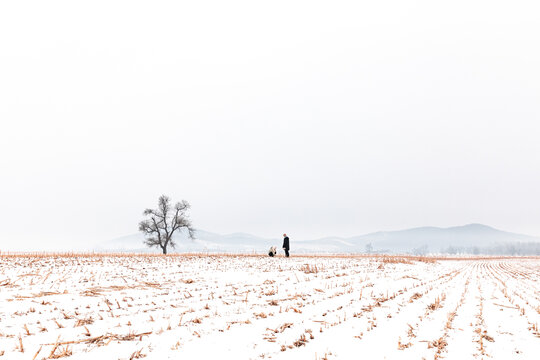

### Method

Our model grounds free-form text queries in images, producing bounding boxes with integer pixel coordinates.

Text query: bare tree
[139,195,195,254]
[365,242,373,254]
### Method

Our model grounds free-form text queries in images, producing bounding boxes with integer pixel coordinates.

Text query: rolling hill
[97,224,540,255]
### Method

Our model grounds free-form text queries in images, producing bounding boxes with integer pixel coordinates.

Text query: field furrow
[0,255,538,359]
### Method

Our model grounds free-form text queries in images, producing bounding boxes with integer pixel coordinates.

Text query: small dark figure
[268,246,277,257]
[282,233,290,257]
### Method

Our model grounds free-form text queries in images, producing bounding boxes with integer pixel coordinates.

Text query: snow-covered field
[0,254,538,359]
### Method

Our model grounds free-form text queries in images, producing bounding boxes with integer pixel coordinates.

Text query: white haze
[0,1,539,250]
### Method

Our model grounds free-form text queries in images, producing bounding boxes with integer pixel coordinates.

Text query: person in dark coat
[282,233,290,257]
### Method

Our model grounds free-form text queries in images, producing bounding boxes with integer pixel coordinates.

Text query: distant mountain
[98,224,540,255]
[347,224,539,253]
[96,230,276,253]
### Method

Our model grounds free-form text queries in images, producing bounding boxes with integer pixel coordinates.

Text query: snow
[0,254,538,359]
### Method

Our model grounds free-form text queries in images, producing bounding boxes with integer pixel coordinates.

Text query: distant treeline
[439,242,540,256]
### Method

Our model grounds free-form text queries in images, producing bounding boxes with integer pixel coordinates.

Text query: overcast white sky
[1,1,539,250]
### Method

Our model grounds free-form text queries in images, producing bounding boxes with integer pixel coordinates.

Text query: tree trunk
[162,247,167,255]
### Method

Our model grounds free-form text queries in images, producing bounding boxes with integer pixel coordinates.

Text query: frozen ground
[0,254,538,359]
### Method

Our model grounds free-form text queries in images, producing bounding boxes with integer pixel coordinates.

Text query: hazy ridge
[98,224,540,255]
